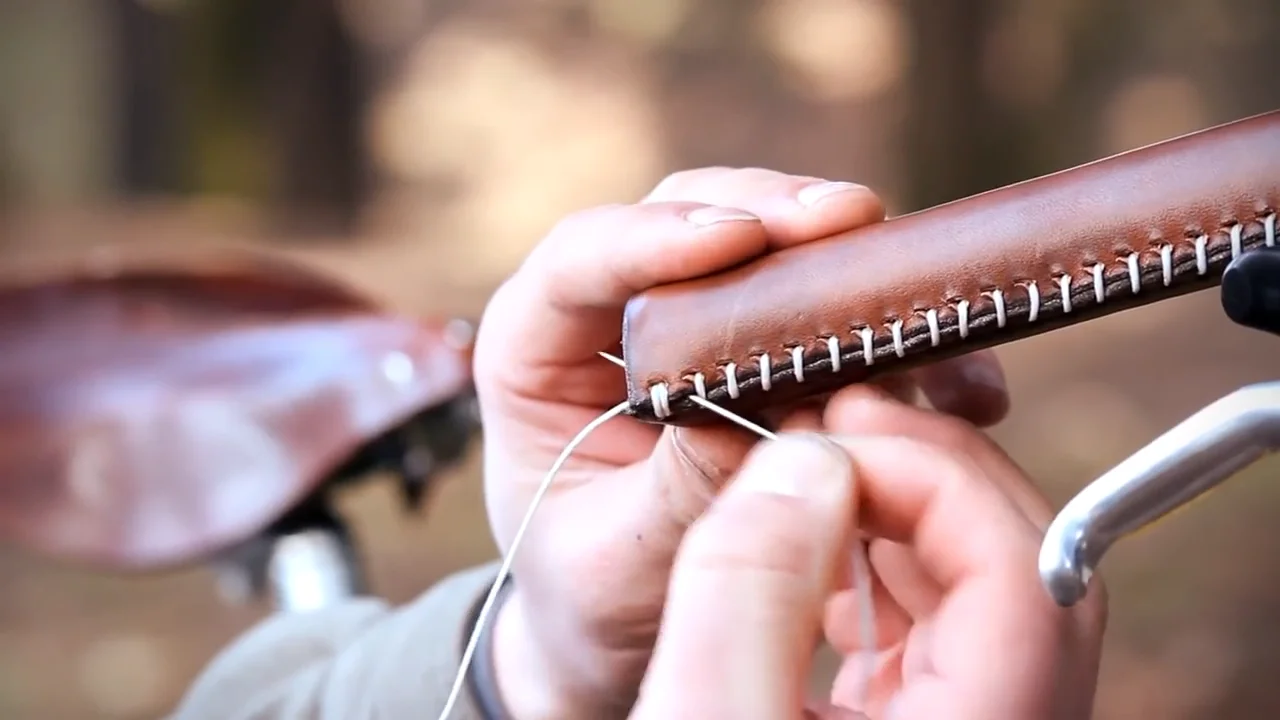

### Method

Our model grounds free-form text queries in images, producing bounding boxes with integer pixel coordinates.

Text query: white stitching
[924,308,941,346]
[889,319,905,357]
[859,327,875,366]
[1126,253,1141,294]
[650,382,671,419]
[1022,281,1041,322]
[645,214,1278,414]
[984,289,1007,328]
[956,300,971,338]
[1159,244,1174,286]
[791,346,806,383]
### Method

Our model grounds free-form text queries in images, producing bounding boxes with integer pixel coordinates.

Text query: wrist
[489,589,577,720]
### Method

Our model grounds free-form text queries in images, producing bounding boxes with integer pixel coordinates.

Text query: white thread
[759,353,773,391]
[955,300,971,339]
[693,372,708,398]
[650,382,671,419]
[859,327,875,366]
[1091,263,1106,303]
[889,319,906,358]
[725,362,741,399]
[984,289,1007,328]
[438,398,630,720]
[827,335,842,372]
[1126,254,1141,294]
[1023,281,1041,322]
[1159,244,1174,286]
[791,346,806,383]
[1195,235,1209,274]
[1057,274,1074,313]
[1230,223,1244,259]
[1266,214,1276,247]
[924,308,941,346]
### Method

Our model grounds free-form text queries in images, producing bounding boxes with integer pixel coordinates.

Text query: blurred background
[1,0,1279,717]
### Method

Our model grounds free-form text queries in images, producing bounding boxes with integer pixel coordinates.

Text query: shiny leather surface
[623,110,1280,424]
[0,253,473,570]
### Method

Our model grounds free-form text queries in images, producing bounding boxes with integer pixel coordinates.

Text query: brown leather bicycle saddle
[0,247,475,571]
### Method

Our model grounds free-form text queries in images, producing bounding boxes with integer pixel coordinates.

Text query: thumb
[633,434,858,720]
[645,423,761,528]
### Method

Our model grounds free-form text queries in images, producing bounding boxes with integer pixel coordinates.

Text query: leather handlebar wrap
[622,110,1280,425]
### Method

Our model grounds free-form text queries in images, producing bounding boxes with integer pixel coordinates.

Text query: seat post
[266,526,365,612]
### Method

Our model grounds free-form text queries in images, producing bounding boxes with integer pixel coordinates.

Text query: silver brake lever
[1039,380,1280,607]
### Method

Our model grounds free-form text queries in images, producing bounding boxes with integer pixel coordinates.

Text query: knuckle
[677,493,820,581]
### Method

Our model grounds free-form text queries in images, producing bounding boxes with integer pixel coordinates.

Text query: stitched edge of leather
[633,215,1274,420]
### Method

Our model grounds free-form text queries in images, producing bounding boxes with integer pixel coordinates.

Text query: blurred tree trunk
[902,0,1042,209]
[259,0,371,237]
[112,0,188,195]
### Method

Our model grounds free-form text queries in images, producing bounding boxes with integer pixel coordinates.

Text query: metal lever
[1039,248,1280,607]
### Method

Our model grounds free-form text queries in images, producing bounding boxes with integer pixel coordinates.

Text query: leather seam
[640,210,1277,420]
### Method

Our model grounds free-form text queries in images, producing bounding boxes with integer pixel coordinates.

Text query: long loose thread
[437,399,631,719]
[437,354,878,719]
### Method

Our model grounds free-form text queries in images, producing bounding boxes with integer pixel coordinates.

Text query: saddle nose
[1040,247,1280,607]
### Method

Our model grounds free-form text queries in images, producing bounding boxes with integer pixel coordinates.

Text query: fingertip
[915,352,1010,427]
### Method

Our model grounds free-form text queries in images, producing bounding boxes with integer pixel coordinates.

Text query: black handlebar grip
[1222,247,1280,337]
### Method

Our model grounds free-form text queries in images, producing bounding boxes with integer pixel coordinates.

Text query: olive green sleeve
[169,561,502,720]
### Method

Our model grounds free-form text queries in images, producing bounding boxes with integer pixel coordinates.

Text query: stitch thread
[644,214,1277,419]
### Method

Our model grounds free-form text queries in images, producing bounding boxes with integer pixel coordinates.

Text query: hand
[632,415,1108,720]
[472,168,1013,718]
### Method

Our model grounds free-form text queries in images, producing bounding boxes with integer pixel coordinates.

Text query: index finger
[827,434,1040,590]
[829,435,1082,719]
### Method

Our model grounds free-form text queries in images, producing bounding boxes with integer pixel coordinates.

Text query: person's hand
[472,168,1013,718]
[631,407,1108,720]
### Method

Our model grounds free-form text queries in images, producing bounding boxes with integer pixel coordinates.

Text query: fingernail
[685,206,760,226]
[797,181,867,208]
[732,433,850,499]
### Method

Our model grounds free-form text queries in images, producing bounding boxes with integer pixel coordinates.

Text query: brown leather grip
[622,110,1280,425]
